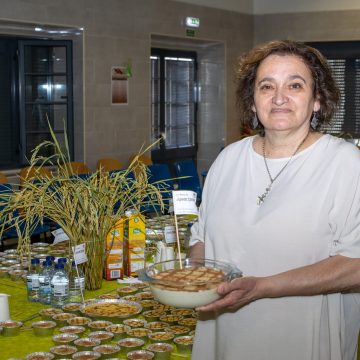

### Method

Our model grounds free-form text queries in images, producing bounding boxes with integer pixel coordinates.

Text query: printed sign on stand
[172,190,198,216]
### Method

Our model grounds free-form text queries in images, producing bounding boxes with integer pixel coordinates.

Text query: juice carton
[124,211,146,276]
[104,219,124,280]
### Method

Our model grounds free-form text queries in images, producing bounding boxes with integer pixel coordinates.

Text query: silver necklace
[257,132,309,205]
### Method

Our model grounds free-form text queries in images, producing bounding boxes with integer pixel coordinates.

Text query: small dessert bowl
[50,345,78,357]
[59,326,86,335]
[142,310,163,322]
[148,331,174,344]
[116,286,138,296]
[173,335,194,354]
[126,327,152,343]
[52,333,79,345]
[39,308,63,320]
[62,303,83,315]
[166,325,190,336]
[66,316,92,327]
[87,330,114,344]
[126,350,154,360]
[0,320,23,336]
[121,295,140,302]
[158,314,182,326]
[178,317,197,330]
[144,321,169,332]
[73,337,101,351]
[170,308,195,317]
[145,258,242,308]
[123,318,147,328]
[88,320,113,330]
[25,352,55,360]
[139,299,160,311]
[71,351,101,360]
[92,344,120,359]
[146,343,174,360]
[52,313,76,327]
[32,320,57,337]
[117,337,145,355]
[135,291,154,300]
[105,323,131,340]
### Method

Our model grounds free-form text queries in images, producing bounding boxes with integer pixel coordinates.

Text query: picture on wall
[111,66,128,105]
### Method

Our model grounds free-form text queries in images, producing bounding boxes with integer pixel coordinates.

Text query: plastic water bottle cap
[55,263,64,270]
[31,258,40,265]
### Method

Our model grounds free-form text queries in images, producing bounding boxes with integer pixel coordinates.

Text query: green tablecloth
[0,277,191,360]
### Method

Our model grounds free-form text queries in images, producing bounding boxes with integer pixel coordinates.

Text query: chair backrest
[65,162,90,175]
[19,166,52,185]
[0,172,9,184]
[174,160,202,201]
[147,163,174,198]
[97,158,122,172]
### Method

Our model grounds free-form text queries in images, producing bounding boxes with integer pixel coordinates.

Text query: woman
[190,40,360,360]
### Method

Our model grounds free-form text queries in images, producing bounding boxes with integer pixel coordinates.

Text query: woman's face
[252,54,320,134]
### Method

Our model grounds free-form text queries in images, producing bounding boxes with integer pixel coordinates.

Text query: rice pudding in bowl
[145,258,242,308]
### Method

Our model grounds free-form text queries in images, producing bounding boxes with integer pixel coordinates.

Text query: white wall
[254,0,360,14]
[169,0,252,14]
[172,0,360,14]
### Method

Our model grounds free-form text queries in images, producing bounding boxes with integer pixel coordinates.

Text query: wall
[253,0,360,14]
[0,0,252,173]
[254,9,360,44]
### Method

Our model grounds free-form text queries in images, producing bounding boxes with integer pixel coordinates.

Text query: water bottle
[46,256,55,267]
[50,263,69,307]
[68,261,85,303]
[38,261,53,305]
[58,257,70,273]
[26,258,41,302]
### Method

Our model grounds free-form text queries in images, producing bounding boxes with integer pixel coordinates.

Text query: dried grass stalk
[0,123,165,290]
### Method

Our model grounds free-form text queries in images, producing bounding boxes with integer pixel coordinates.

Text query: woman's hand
[196,276,259,312]
[196,256,360,313]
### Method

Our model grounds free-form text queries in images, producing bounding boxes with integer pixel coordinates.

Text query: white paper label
[72,243,88,265]
[172,190,198,216]
[52,228,70,244]
[164,225,176,243]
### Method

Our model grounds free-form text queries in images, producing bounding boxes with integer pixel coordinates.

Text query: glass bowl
[145,258,242,308]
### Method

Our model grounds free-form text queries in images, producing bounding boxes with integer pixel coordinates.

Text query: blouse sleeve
[188,153,219,247]
[329,144,360,258]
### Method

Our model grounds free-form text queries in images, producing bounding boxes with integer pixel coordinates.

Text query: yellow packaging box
[124,212,146,276]
[104,219,124,280]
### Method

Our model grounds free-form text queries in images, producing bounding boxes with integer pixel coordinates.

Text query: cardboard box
[104,219,124,280]
[124,212,146,276]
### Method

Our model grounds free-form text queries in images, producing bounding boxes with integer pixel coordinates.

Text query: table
[0,277,192,360]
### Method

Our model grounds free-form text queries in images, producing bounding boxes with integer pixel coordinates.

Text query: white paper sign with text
[164,225,176,244]
[172,190,198,216]
[52,228,70,245]
[72,243,88,265]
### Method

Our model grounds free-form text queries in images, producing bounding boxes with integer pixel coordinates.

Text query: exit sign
[186,17,200,28]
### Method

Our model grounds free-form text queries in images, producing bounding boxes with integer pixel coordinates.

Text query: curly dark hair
[236,39,340,135]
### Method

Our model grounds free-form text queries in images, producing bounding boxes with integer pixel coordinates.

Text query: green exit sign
[186,29,195,37]
[186,17,200,28]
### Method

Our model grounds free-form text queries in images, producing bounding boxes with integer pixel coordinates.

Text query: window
[150,48,198,162]
[0,37,73,169]
[308,41,360,138]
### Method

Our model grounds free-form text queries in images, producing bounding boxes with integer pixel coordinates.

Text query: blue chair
[144,163,174,214]
[174,160,202,203]
[0,183,50,250]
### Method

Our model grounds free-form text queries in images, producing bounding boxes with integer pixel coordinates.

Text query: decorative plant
[0,124,164,290]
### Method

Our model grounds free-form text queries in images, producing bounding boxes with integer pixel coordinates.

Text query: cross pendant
[257,185,271,206]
